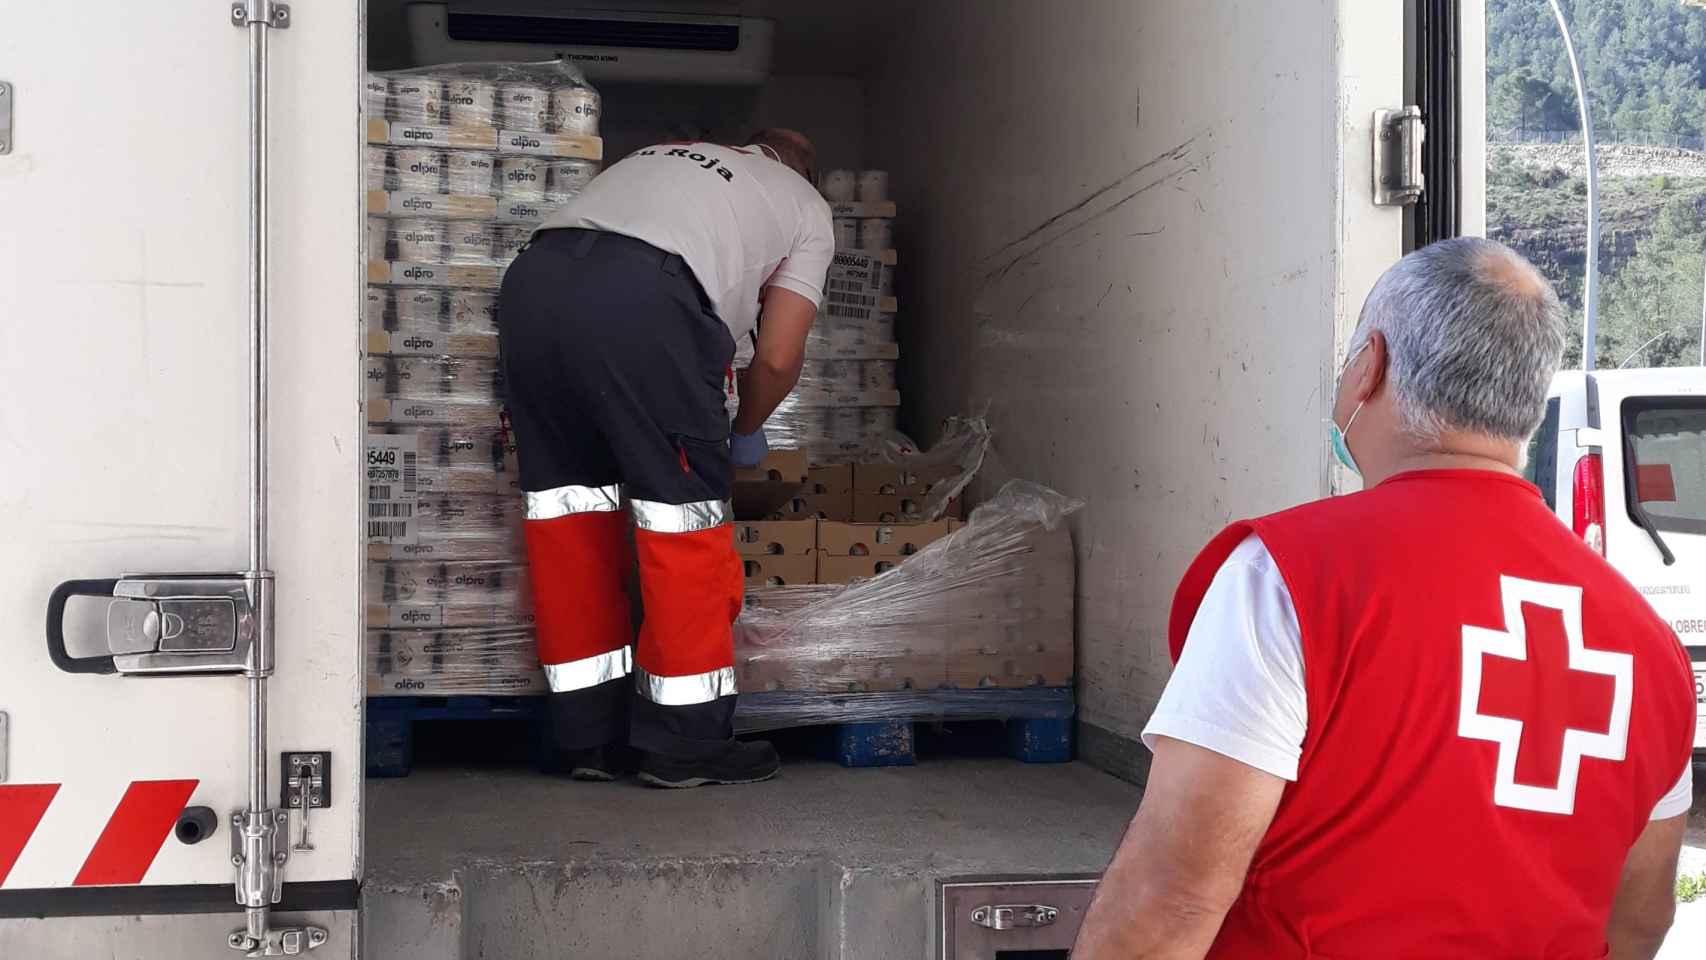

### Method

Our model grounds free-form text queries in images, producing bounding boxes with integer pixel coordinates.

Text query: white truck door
[1597,374,1706,752]
[0,1,361,956]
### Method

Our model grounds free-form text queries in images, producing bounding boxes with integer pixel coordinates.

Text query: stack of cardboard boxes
[363,64,602,697]
[736,517,1076,695]
[763,199,901,463]
[731,459,967,586]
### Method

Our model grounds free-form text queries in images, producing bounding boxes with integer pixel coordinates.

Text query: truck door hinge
[0,82,13,155]
[231,0,290,28]
[1373,107,1425,207]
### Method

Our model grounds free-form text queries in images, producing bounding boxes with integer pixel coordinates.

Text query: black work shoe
[637,740,781,789]
[548,746,621,782]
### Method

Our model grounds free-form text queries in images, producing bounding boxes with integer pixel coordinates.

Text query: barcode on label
[402,451,418,494]
[368,502,415,519]
[828,278,873,295]
[369,484,395,501]
[368,521,412,539]
[825,304,874,320]
[828,291,878,308]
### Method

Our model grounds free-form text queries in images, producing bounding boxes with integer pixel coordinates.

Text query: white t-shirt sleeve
[1142,534,1308,781]
[1651,761,1694,820]
[765,196,834,308]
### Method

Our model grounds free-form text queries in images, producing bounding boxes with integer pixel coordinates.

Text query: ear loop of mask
[757,144,781,162]
[1336,339,1372,433]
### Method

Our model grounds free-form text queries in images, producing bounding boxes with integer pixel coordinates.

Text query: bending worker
[1074,238,1696,958]
[498,130,833,788]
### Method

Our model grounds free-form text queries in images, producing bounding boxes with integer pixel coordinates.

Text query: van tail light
[1573,452,1606,555]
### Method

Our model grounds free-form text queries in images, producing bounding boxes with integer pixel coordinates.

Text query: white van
[1528,367,1706,753]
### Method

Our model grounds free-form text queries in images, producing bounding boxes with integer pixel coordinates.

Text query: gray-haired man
[1074,238,1696,959]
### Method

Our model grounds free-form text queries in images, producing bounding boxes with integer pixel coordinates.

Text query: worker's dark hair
[746,129,816,183]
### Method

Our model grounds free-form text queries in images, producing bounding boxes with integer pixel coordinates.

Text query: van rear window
[1622,399,1706,536]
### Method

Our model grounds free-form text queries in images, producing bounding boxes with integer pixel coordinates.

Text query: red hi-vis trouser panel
[524,483,637,691]
[0,779,198,887]
[630,497,742,705]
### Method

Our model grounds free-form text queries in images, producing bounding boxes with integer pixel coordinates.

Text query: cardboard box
[366,189,498,220]
[369,260,502,290]
[367,329,499,358]
[366,118,604,162]
[365,559,531,605]
[735,449,809,485]
[734,520,816,557]
[854,463,965,498]
[944,526,1075,689]
[807,465,853,496]
[367,627,546,697]
[852,494,925,523]
[366,534,526,563]
[368,398,504,428]
[733,449,809,520]
[827,200,899,220]
[367,602,536,630]
[768,492,854,522]
[816,554,904,585]
[741,554,818,587]
[733,523,1074,694]
[817,520,954,558]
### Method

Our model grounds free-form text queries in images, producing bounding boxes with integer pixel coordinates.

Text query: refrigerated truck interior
[0,1,1494,957]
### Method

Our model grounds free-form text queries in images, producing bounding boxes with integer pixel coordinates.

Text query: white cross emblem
[1457,575,1633,815]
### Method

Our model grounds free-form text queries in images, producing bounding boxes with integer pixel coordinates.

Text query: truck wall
[865,0,1404,776]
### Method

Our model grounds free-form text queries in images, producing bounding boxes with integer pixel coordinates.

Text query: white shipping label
[366,433,420,544]
[823,251,888,322]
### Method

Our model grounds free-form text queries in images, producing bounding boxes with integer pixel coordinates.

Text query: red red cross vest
[1169,470,1696,958]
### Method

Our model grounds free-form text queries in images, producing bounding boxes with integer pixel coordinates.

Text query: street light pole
[1548,0,1600,371]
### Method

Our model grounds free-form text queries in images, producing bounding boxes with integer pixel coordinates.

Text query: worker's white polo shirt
[537,142,835,353]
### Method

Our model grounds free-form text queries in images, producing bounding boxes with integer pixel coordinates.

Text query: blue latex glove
[729,429,769,468]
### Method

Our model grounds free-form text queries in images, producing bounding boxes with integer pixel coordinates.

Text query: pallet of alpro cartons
[363,60,604,294]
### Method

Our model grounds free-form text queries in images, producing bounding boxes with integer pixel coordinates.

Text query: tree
[1492,67,1572,137]
[1598,197,1706,367]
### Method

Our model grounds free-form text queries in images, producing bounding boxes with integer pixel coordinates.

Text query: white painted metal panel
[0,0,360,902]
[865,0,1408,746]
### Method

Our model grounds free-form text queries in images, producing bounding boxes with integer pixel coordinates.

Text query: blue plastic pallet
[365,688,1076,776]
[366,695,543,778]
[769,689,1075,768]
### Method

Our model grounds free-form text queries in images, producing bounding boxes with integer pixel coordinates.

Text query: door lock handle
[44,573,266,676]
[970,903,1060,931]
[45,578,121,674]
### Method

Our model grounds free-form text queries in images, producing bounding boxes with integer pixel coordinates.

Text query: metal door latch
[970,903,1060,931]
[1373,107,1426,206]
[231,0,290,28]
[46,574,271,676]
[283,752,330,852]
[228,926,327,957]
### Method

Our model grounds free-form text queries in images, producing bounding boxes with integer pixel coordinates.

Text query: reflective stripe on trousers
[522,483,636,684]
[636,665,737,706]
[629,497,730,533]
[630,496,741,705]
[543,647,633,694]
[525,483,622,520]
